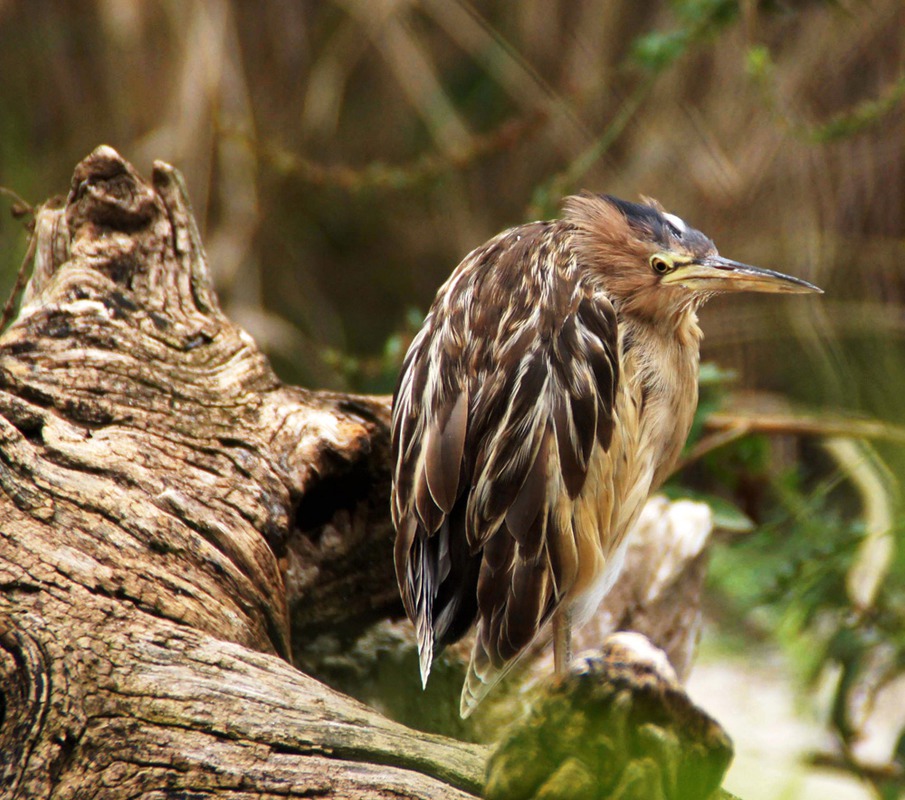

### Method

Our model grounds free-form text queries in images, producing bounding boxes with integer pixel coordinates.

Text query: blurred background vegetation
[1,1,903,797]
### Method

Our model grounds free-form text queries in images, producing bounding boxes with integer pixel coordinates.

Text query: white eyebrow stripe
[663,212,687,235]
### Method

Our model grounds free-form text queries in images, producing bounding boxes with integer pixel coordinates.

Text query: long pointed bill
[661,256,823,294]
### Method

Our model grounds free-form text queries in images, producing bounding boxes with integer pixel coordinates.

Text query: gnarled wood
[0,146,482,799]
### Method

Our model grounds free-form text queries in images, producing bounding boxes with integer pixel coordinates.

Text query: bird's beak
[661,256,823,294]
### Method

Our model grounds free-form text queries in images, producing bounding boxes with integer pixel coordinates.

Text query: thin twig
[676,424,750,471]
[806,750,903,789]
[677,411,905,470]
[0,186,35,219]
[0,187,38,333]
[0,231,37,333]
[225,111,547,193]
[707,411,905,444]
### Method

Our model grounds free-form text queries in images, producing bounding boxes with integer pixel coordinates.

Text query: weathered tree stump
[0,147,736,800]
[0,147,483,798]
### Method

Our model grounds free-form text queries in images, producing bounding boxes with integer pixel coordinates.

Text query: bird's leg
[553,606,572,676]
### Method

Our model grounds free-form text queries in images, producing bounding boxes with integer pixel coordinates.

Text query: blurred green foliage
[1,0,904,796]
[631,0,738,72]
[685,371,905,796]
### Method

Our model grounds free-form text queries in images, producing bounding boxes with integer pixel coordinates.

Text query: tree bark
[0,147,483,799]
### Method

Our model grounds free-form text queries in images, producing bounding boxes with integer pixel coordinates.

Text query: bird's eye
[651,257,672,275]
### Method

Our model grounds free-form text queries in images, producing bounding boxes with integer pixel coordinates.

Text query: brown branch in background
[0,186,35,219]
[677,410,905,471]
[0,187,38,334]
[0,232,36,334]
[225,111,548,192]
[805,751,904,792]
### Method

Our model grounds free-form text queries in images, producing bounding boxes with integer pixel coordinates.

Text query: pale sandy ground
[687,640,886,800]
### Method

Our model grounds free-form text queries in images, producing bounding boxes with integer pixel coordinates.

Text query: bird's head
[564,193,821,322]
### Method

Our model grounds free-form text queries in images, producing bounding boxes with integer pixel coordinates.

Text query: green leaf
[745,45,773,79]
[631,30,691,72]
[699,361,736,386]
[708,496,756,533]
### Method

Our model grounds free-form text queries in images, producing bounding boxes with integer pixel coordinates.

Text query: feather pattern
[392,194,707,715]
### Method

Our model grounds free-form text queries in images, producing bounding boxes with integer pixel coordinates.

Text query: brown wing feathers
[391,220,620,712]
[423,390,468,514]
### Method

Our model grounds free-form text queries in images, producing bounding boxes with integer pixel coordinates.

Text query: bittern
[391,193,820,718]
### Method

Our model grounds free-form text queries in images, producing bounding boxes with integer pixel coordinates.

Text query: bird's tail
[415,599,434,689]
[459,627,516,718]
[409,544,436,689]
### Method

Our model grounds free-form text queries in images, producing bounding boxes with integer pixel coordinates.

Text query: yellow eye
[651,256,672,274]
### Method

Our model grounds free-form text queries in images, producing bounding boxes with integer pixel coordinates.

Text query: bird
[390,193,821,718]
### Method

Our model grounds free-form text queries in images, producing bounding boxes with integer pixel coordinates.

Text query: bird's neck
[620,308,702,487]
